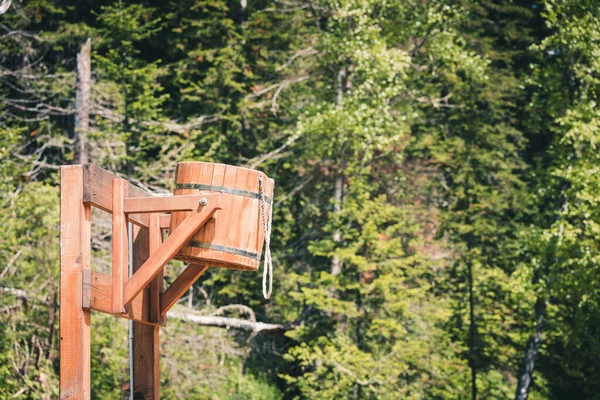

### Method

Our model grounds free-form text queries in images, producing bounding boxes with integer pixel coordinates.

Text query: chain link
[258,175,273,299]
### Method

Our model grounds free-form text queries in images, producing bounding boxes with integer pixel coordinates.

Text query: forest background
[1,0,599,399]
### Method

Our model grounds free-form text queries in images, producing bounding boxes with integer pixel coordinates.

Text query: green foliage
[1,0,600,398]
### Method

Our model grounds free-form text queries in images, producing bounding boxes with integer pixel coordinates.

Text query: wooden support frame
[60,164,223,399]
[123,199,220,307]
[160,264,209,316]
[60,165,91,399]
[132,222,160,399]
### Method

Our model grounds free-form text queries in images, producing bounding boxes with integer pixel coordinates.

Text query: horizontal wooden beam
[123,201,221,307]
[160,264,209,316]
[82,164,151,227]
[124,194,210,214]
[82,270,162,327]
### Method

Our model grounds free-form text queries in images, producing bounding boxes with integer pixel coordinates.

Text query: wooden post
[60,165,91,399]
[112,178,128,314]
[132,224,160,399]
[148,213,163,324]
[59,164,254,398]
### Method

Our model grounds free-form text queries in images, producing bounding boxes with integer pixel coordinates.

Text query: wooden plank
[193,164,225,261]
[194,163,213,259]
[233,169,257,267]
[180,163,195,258]
[168,163,186,235]
[148,213,163,324]
[159,214,170,229]
[211,165,238,265]
[82,164,149,227]
[125,194,206,214]
[82,270,161,327]
[160,264,209,316]
[123,199,221,306]
[112,178,128,314]
[60,165,91,399]
[132,223,160,400]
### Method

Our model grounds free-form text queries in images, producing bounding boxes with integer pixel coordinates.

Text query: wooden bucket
[169,162,274,271]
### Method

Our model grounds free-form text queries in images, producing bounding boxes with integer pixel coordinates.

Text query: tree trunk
[515,298,546,400]
[467,256,477,400]
[331,66,347,276]
[75,38,91,165]
[331,173,344,276]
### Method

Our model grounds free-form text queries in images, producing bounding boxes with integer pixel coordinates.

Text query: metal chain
[258,175,273,299]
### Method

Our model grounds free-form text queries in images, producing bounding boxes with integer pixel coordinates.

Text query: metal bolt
[199,197,208,206]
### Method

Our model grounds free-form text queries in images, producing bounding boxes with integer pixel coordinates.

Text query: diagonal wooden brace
[122,195,222,307]
[160,264,209,316]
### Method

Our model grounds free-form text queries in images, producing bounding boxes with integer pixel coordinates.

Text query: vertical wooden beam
[123,205,220,306]
[148,213,163,324]
[60,165,91,399]
[112,178,128,313]
[132,224,160,399]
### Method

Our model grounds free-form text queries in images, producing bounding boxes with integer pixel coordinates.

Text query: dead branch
[0,287,293,334]
[168,311,291,334]
[275,173,316,207]
[276,47,318,72]
[245,74,313,100]
[210,304,256,322]
[91,102,221,134]
[0,0,12,15]
[1,287,28,300]
[0,248,22,280]
[0,287,51,306]
[246,131,302,169]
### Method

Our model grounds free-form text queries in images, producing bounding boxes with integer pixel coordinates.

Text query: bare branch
[245,74,313,100]
[91,102,221,134]
[0,0,13,16]
[0,286,292,334]
[276,47,318,72]
[275,173,315,207]
[168,311,292,334]
[0,287,52,306]
[247,131,302,169]
[0,249,22,280]
[210,304,256,322]
[0,70,74,80]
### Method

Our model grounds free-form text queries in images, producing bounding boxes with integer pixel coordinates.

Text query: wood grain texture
[170,162,274,271]
[160,264,209,316]
[125,194,206,214]
[123,200,221,306]
[179,163,193,258]
[197,163,225,261]
[148,213,163,324]
[209,164,238,266]
[159,214,171,229]
[192,163,210,258]
[132,223,160,400]
[82,164,149,227]
[111,178,128,313]
[82,270,162,327]
[60,165,91,399]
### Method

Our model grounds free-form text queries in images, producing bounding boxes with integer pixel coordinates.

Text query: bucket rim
[176,161,273,181]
